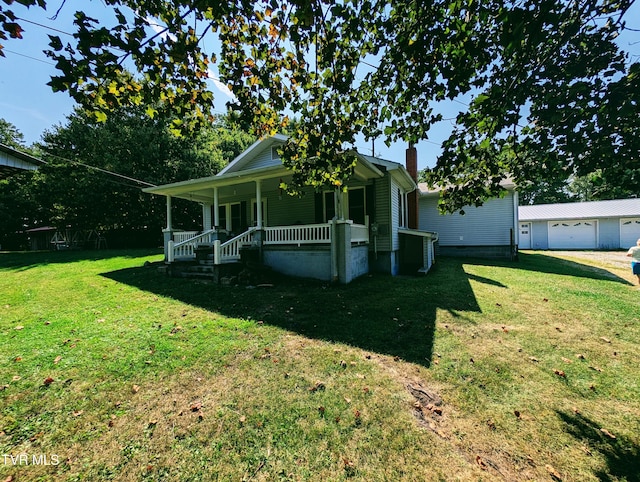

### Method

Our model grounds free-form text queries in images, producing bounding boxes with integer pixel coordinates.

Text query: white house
[518,198,640,250]
[144,135,437,283]
[418,182,519,259]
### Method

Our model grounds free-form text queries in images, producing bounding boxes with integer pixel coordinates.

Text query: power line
[3,48,55,65]
[15,16,73,36]
[43,151,157,188]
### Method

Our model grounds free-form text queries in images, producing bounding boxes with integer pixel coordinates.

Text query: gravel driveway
[542,250,631,271]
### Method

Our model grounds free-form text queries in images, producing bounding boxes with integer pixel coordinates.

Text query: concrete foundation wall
[263,245,332,281]
[438,245,513,259]
[350,245,370,279]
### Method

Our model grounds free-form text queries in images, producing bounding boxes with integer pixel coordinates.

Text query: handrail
[171,229,216,260]
[217,227,258,262]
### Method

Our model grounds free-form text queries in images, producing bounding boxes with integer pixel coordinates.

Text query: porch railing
[264,223,331,245]
[216,227,258,263]
[351,223,369,243]
[169,229,216,261]
[173,231,199,244]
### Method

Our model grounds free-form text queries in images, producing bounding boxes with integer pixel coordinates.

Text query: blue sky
[1,1,639,172]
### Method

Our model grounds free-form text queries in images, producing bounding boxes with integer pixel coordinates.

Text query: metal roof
[519,198,640,221]
[0,143,46,180]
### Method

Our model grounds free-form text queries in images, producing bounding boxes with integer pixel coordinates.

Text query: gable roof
[417,178,516,196]
[144,135,397,201]
[217,133,289,175]
[519,198,640,221]
[0,143,46,180]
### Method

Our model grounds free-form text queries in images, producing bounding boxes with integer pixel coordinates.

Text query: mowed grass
[1,249,639,481]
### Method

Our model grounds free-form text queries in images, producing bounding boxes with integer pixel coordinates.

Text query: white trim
[218,134,288,176]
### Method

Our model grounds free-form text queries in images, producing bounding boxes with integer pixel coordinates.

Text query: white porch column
[255,179,263,228]
[202,202,212,231]
[213,187,220,228]
[335,188,346,220]
[166,195,173,230]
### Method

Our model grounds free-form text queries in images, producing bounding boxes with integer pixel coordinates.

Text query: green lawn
[1,249,638,481]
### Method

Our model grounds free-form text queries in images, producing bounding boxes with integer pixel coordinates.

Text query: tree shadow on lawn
[557,410,640,482]
[463,252,632,286]
[0,248,162,272]
[102,258,484,368]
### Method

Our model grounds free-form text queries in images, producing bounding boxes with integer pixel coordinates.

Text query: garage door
[620,218,640,249]
[548,220,597,249]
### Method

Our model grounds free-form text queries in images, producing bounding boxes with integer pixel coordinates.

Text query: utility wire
[3,48,55,65]
[15,16,73,36]
[43,151,157,188]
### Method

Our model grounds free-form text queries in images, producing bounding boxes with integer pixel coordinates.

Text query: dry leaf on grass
[11,376,20,382]
[43,377,54,386]
[576,354,586,360]
[601,428,616,439]
[546,464,562,480]
[600,337,611,343]
[14,326,24,330]
[54,356,62,364]
[553,369,566,378]
[475,455,488,470]
[132,385,140,393]
[561,357,573,364]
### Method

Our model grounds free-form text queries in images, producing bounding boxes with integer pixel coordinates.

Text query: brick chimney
[406,143,419,229]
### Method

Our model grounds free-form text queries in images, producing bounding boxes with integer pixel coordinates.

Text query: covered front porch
[145,159,377,284]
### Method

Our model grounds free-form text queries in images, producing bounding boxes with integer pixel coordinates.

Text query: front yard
[1,250,638,481]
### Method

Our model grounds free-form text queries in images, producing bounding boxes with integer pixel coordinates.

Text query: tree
[2,1,638,211]
[0,109,253,248]
[34,107,253,235]
[0,118,26,149]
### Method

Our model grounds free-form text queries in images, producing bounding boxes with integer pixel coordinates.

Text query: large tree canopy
[0,112,254,249]
[2,0,638,211]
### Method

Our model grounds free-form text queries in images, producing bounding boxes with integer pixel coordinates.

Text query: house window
[230,203,242,232]
[323,191,336,221]
[217,205,227,230]
[397,188,407,228]
[348,188,366,225]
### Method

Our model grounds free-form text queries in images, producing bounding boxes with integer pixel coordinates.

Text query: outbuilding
[518,198,640,250]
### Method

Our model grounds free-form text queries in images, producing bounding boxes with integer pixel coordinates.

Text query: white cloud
[207,70,237,101]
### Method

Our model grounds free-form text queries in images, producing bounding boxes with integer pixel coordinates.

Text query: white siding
[241,147,283,171]
[374,176,391,251]
[391,178,401,251]
[266,188,316,226]
[419,192,516,246]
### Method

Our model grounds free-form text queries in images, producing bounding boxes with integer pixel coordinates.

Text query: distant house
[0,143,45,180]
[418,182,519,259]
[518,198,640,250]
[144,135,437,283]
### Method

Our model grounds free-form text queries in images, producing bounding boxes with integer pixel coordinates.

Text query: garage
[620,218,640,248]
[548,220,597,249]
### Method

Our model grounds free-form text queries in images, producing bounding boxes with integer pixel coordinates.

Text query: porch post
[255,180,263,228]
[166,195,173,231]
[335,188,346,220]
[202,202,212,231]
[162,195,174,261]
[213,187,220,228]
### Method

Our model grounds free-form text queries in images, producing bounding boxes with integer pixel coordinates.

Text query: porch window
[217,205,227,230]
[230,203,243,232]
[348,188,366,225]
[324,191,336,221]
